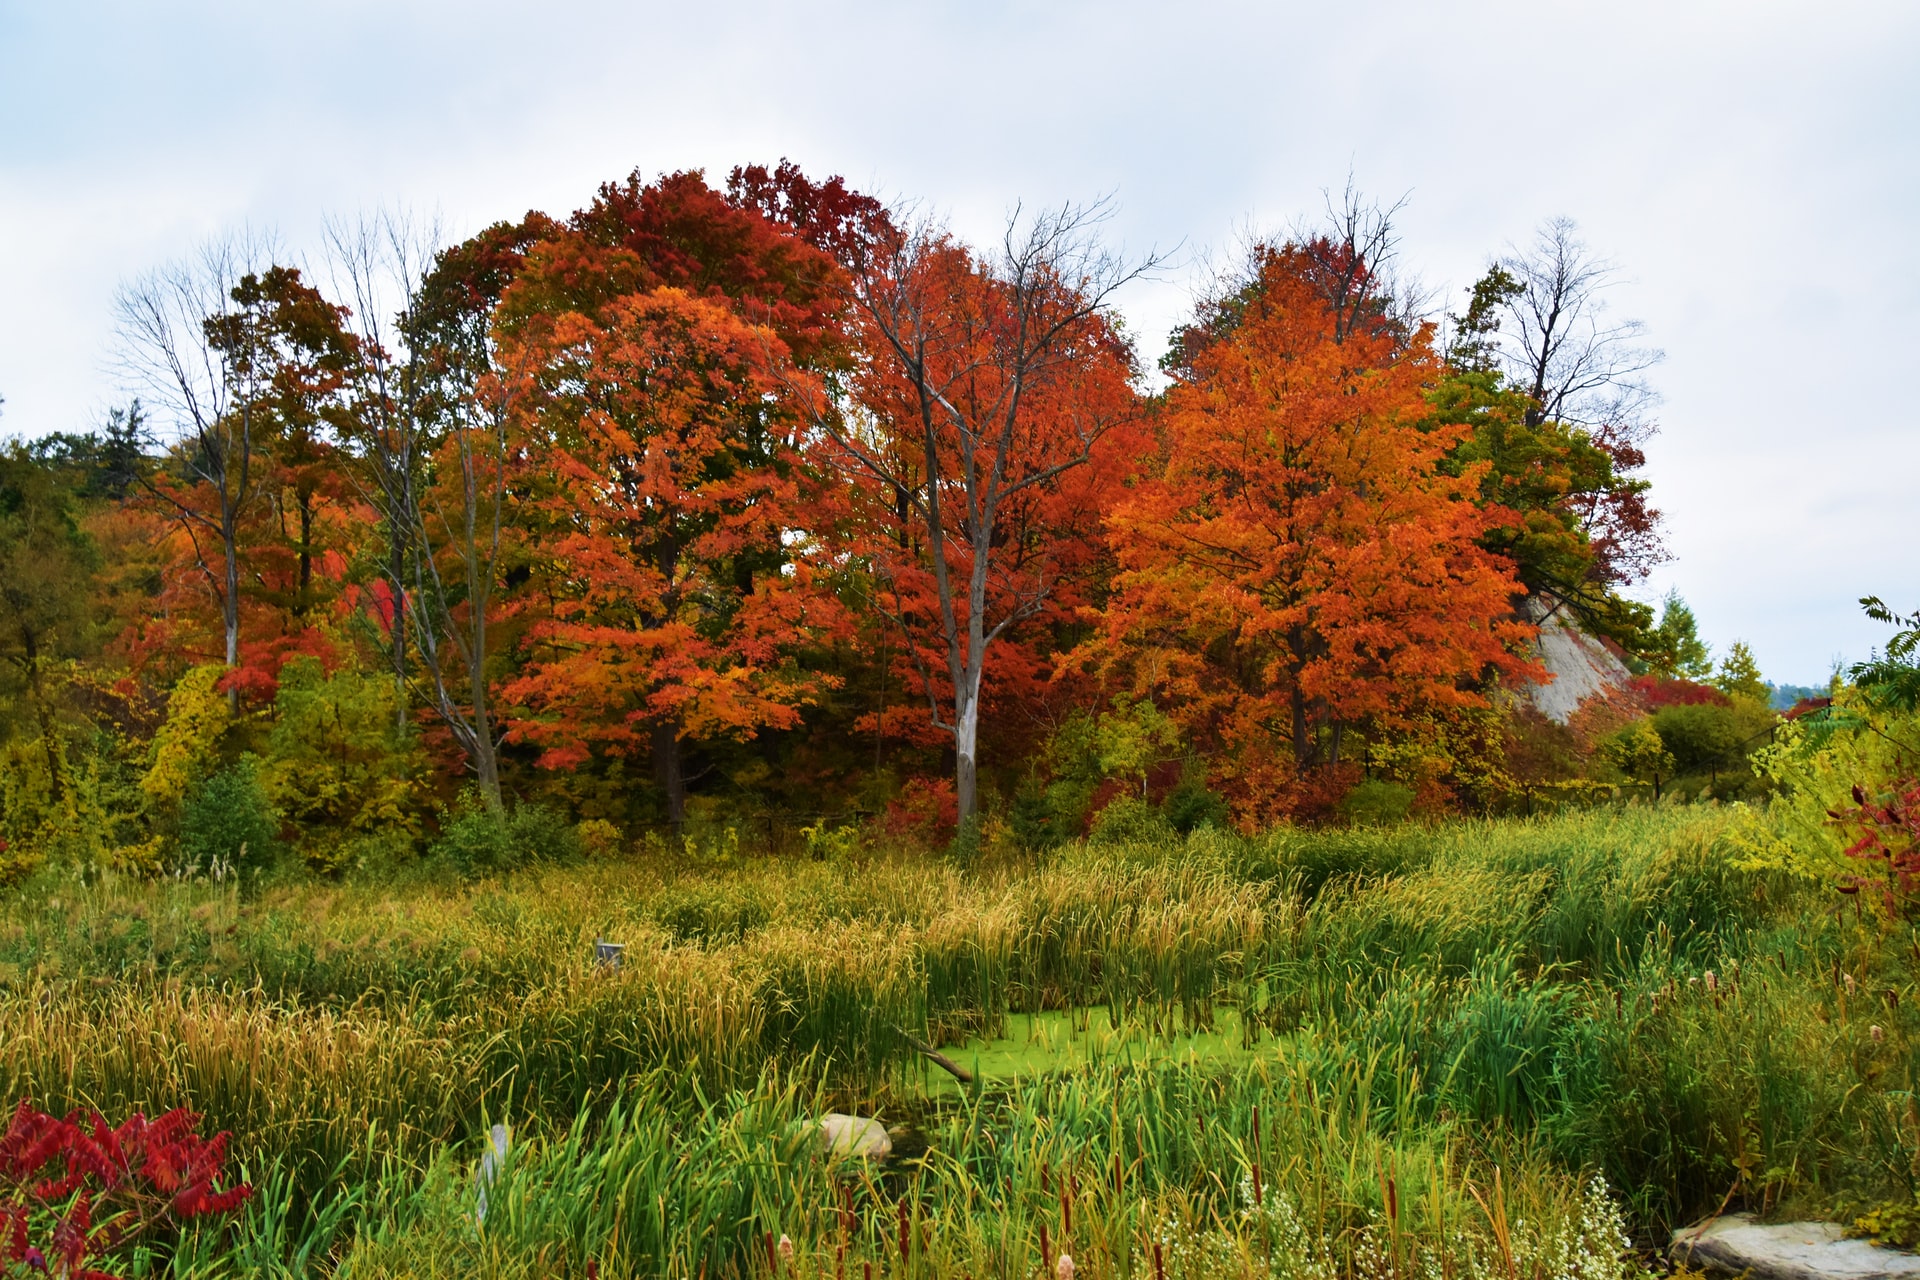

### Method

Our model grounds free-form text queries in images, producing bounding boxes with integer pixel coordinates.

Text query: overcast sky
[3,0,1915,683]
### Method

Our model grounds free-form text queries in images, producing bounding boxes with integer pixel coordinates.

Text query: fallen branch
[895,1027,975,1083]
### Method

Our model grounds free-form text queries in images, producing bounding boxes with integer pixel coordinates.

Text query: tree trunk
[652,718,686,830]
[19,629,65,806]
[1290,682,1311,775]
[389,531,408,732]
[953,688,979,832]
[223,526,241,716]
[468,620,502,815]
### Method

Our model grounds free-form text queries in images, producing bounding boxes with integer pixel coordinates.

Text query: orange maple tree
[496,287,838,825]
[1083,242,1538,821]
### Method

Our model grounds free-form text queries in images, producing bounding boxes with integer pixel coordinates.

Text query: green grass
[1,803,1915,1276]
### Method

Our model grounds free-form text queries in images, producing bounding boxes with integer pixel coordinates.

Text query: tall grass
[1,803,1915,1274]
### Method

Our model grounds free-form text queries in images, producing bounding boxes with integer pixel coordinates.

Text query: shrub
[1339,778,1415,826]
[1163,778,1228,834]
[429,791,582,878]
[0,1101,253,1278]
[1087,795,1179,846]
[177,756,278,876]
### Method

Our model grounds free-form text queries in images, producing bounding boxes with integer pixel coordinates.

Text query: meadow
[2,804,1916,1278]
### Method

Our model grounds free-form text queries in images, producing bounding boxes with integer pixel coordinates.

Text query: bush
[428,791,581,878]
[177,757,278,876]
[1340,778,1415,826]
[1087,795,1179,846]
[1163,779,1228,834]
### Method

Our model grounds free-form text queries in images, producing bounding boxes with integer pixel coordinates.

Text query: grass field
[2,805,1916,1277]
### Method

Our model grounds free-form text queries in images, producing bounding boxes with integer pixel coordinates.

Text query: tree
[1432,267,1655,643]
[1643,590,1712,679]
[1713,640,1768,703]
[116,239,274,712]
[497,287,836,827]
[809,202,1148,827]
[1084,239,1536,816]
[1490,219,1666,586]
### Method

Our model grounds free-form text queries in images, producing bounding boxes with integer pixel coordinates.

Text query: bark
[652,718,686,829]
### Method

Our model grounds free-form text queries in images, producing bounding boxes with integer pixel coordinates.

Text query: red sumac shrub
[0,1101,253,1279]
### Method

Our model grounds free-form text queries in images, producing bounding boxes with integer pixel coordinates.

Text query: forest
[3,163,1919,1280]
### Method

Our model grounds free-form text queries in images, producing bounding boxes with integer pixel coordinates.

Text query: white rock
[1671,1214,1920,1280]
[815,1113,891,1161]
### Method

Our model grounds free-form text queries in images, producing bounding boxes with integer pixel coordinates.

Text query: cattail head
[1057,1254,1076,1280]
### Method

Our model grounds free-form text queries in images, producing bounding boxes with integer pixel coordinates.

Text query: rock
[815,1113,891,1162]
[1522,598,1634,725]
[1671,1214,1920,1280]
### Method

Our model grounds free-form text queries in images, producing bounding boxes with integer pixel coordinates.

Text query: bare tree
[1499,217,1664,442]
[115,235,274,713]
[323,213,441,731]
[328,221,522,812]
[815,200,1155,827]
[1291,179,1433,344]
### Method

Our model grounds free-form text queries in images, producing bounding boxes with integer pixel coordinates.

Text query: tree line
[0,163,1736,871]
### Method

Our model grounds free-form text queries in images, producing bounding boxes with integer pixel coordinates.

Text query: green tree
[1713,640,1768,703]
[1642,591,1712,679]
[1431,267,1656,646]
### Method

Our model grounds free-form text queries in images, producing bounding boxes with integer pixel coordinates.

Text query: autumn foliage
[0,163,1688,859]
[0,1101,252,1280]
[1080,244,1537,820]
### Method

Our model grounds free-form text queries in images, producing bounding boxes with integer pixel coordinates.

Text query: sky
[2,0,1915,684]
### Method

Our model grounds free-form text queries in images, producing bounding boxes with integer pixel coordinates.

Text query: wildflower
[23,1247,46,1273]
[1057,1254,1076,1280]
[1845,972,1857,995]
[1704,970,1717,992]
[1687,976,1699,989]
[779,1234,795,1263]
[1871,1025,1885,1043]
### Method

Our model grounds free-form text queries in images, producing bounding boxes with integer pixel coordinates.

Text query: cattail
[1057,1254,1076,1280]
[836,1243,845,1280]
[1063,1174,1074,1235]
[1704,970,1717,993]
[766,1231,778,1274]
[1845,972,1858,995]
[1154,1240,1167,1280]
[1041,1223,1053,1273]
[1386,1174,1399,1222]
[898,1201,911,1265]
[1872,1024,1885,1043]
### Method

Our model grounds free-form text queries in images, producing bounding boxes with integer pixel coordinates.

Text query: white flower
[1056,1254,1075,1280]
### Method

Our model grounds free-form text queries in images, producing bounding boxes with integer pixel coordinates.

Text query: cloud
[2,0,1915,681]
